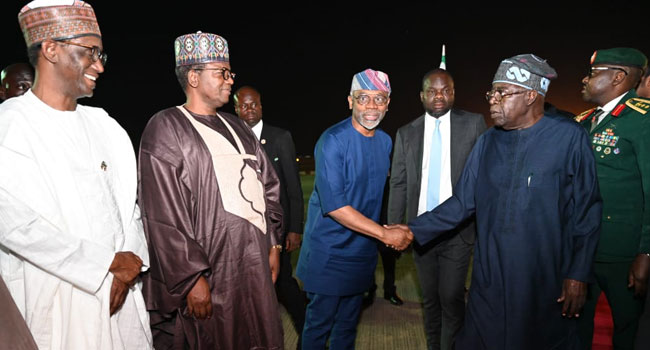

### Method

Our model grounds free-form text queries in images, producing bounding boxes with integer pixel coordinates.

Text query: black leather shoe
[384,293,404,306]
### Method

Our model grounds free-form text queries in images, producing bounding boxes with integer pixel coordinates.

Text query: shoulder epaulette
[575,108,596,122]
[611,103,625,117]
[624,97,650,115]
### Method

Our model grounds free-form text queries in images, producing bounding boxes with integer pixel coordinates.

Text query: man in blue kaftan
[296,69,413,349]
[403,54,602,350]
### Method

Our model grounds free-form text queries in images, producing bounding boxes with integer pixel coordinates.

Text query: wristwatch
[271,244,283,252]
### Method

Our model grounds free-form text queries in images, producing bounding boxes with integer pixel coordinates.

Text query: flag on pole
[440,44,446,70]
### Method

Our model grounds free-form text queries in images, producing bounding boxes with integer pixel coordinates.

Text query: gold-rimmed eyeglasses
[352,94,389,106]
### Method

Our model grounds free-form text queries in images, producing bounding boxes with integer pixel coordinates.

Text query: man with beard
[573,47,650,350]
[0,1,152,349]
[0,62,34,101]
[387,68,486,350]
[296,68,413,349]
[390,54,602,349]
[138,32,284,349]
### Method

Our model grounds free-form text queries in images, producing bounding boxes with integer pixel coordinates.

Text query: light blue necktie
[427,119,442,211]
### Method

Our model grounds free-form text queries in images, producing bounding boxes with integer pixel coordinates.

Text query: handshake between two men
[381,224,413,251]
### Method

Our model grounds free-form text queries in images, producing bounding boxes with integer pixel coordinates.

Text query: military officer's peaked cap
[590,48,648,69]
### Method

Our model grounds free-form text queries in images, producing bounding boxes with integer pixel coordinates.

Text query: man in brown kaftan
[138,31,284,349]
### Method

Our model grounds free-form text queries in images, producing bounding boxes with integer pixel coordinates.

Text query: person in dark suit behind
[234,85,306,347]
[363,175,403,308]
[387,68,486,350]
[0,62,34,101]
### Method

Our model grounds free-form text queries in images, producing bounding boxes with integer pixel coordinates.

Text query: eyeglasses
[352,94,389,106]
[57,40,107,66]
[193,67,236,80]
[587,66,628,78]
[485,89,527,103]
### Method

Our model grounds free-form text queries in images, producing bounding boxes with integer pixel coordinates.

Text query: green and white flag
[440,44,446,70]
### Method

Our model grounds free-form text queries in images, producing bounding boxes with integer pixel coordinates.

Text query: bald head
[234,86,263,127]
[1,63,35,101]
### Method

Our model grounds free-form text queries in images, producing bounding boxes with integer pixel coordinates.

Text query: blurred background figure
[235,85,307,349]
[0,63,34,101]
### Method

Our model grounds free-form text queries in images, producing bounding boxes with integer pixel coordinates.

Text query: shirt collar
[601,91,629,113]
[251,119,263,140]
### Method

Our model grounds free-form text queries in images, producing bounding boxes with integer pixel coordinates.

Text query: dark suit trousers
[276,249,306,336]
[414,234,472,350]
[377,243,399,295]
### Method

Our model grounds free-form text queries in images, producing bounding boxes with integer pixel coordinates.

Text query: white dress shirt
[418,111,452,216]
[251,119,263,140]
[597,92,628,124]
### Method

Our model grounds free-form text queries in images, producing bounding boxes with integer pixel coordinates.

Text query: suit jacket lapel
[410,115,425,186]
[450,110,460,174]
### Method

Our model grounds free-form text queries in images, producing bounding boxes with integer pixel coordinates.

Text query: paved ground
[280,249,427,349]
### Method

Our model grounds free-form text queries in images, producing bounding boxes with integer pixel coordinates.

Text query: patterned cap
[174,31,229,67]
[492,54,557,96]
[350,68,391,95]
[18,0,101,47]
[590,48,648,69]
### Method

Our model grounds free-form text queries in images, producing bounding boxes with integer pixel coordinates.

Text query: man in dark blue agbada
[397,54,603,349]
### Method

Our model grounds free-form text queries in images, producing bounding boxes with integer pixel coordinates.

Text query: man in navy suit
[234,86,306,346]
[387,68,486,350]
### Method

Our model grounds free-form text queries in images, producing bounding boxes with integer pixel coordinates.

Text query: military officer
[575,47,650,350]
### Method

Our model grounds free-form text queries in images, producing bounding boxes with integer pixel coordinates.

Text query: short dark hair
[27,43,42,67]
[422,68,453,89]
[175,63,205,92]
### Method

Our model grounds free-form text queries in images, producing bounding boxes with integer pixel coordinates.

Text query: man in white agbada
[0,1,152,349]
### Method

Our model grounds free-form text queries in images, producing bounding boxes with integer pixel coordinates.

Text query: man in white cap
[138,31,284,349]
[0,1,152,349]
[391,54,602,349]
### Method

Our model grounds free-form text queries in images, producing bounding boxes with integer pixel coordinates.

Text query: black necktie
[590,108,604,132]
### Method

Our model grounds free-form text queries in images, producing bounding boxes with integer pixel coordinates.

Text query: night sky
[2,2,649,156]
